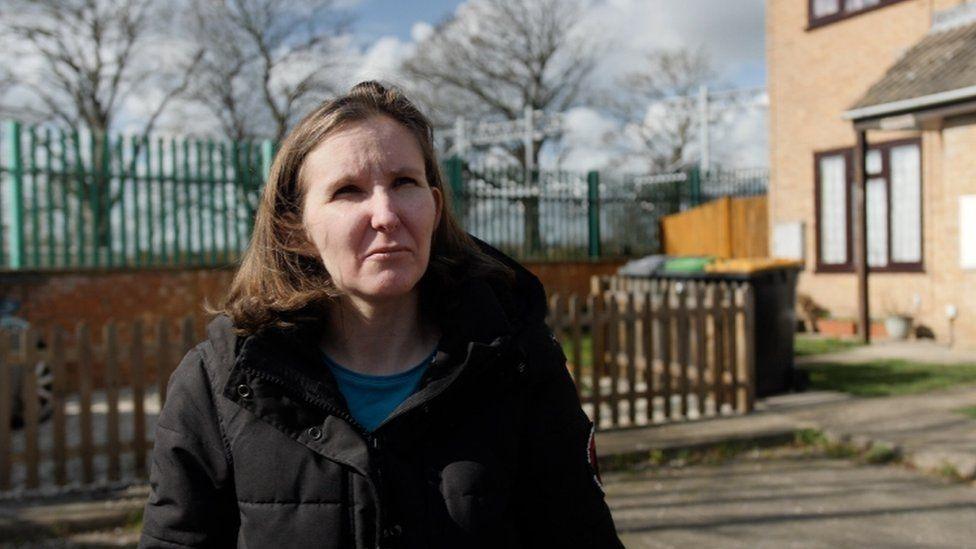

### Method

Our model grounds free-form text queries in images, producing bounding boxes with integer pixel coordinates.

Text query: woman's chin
[351,274,421,302]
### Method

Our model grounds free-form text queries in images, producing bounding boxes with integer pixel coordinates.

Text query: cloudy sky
[350,0,765,86]
[1,0,768,171]
[344,0,768,169]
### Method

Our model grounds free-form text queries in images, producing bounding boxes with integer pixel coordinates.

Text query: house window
[808,0,908,29]
[813,0,840,18]
[814,139,923,273]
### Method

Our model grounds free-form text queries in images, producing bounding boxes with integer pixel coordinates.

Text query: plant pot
[884,315,913,340]
[815,318,888,339]
[817,318,856,337]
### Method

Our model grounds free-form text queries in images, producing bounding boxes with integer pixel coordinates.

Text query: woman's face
[301,115,442,304]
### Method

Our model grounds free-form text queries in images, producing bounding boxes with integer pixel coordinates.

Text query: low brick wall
[1,267,234,338]
[2,259,626,333]
[523,260,627,299]
[1,259,627,388]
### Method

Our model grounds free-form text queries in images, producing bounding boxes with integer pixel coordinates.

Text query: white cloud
[549,107,621,171]
[332,0,367,9]
[411,22,434,43]
[351,35,413,83]
[580,0,765,88]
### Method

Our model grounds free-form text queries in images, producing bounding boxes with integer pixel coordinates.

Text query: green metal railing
[0,121,268,269]
[445,160,768,261]
[0,121,768,270]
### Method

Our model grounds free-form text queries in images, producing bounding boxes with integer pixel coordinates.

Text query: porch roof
[843,18,976,122]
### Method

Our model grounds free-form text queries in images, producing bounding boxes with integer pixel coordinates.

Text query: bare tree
[187,0,349,143]
[181,0,348,241]
[0,0,202,136]
[402,0,599,254]
[0,0,204,255]
[611,47,717,172]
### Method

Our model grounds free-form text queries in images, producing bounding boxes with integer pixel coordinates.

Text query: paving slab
[0,485,146,546]
[597,386,976,480]
[606,449,976,548]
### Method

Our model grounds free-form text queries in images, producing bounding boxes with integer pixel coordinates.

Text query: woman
[140,81,622,548]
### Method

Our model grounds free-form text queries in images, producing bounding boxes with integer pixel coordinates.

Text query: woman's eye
[333,185,360,197]
[395,177,418,187]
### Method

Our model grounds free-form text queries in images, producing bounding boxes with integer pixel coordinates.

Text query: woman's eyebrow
[387,166,425,179]
[321,166,425,190]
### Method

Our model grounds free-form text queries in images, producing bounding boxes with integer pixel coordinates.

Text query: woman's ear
[432,187,443,228]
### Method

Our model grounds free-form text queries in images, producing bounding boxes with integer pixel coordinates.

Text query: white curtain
[820,154,847,264]
[866,177,888,267]
[890,144,921,263]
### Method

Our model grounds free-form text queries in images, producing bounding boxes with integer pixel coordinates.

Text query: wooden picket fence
[0,317,198,494]
[548,276,756,430]
[0,276,756,493]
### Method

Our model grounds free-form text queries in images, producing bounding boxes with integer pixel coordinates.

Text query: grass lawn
[794,335,863,357]
[557,332,976,398]
[560,333,593,370]
[560,333,863,366]
[799,359,976,397]
[958,406,976,420]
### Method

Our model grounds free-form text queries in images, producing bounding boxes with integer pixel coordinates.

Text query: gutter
[842,84,976,121]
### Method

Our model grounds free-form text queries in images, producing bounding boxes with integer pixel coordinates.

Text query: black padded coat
[139,244,623,548]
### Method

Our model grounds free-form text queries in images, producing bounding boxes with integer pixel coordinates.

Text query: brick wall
[767,0,976,348]
[1,267,234,336]
[2,259,625,333]
[1,260,626,388]
[524,260,628,298]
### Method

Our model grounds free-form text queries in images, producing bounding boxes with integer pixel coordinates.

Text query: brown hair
[210,81,512,336]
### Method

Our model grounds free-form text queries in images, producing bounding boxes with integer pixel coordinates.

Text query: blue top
[323,347,436,432]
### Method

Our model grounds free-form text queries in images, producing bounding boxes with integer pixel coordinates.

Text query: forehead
[302,115,425,185]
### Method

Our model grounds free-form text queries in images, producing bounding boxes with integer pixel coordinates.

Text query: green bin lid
[662,256,714,273]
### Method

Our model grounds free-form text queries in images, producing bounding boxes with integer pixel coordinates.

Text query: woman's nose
[368,190,400,232]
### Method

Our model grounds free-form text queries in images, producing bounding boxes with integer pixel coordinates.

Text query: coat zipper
[240,365,385,546]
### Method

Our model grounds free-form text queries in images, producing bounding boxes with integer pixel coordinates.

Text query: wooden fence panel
[0,279,756,493]
[571,276,758,429]
[157,320,172,406]
[711,283,726,414]
[132,321,146,477]
[693,282,708,417]
[0,331,10,490]
[726,283,739,411]
[661,197,732,257]
[50,327,68,486]
[607,294,620,427]
[730,196,769,258]
[675,285,690,419]
[23,328,40,489]
[659,282,673,421]
[569,296,582,385]
[105,323,121,482]
[660,195,768,259]
[77,323,94,484]
[641,290,655,424]
[624,293,637,426]
[590,294,603,429]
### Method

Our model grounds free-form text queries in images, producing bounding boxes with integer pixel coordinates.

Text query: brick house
[768,0,976,348]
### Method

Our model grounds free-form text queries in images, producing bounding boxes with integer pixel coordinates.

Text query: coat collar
[211,240,547,470]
